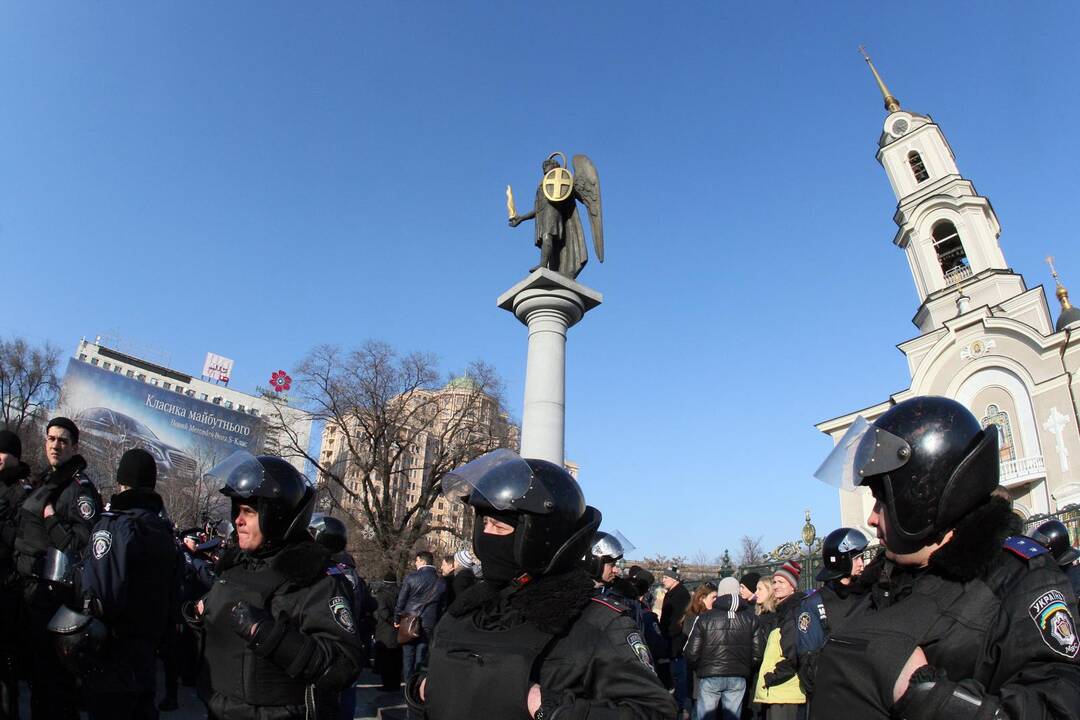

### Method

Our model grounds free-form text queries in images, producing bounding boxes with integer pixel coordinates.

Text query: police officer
[309,513,369,720]
[75,448,178,719]
[794,527,868,701]
[588,530,630,588]
[0,430,30,719]
[14,416,102,720]
[1031,519,1080,600]
[406,449,676,719]
[812,396,1080,719]
[188,452,363,719]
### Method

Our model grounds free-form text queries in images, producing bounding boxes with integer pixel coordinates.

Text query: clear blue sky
[2,3,1078,559]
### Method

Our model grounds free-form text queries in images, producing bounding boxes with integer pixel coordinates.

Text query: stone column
[498,269,602,465]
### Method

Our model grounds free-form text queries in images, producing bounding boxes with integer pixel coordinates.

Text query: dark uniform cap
[0,430,22,459]
[117,448,157,489]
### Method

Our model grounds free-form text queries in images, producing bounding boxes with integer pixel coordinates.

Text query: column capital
[498,268,603,328]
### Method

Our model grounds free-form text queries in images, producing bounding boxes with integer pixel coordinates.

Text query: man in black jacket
[15,417,102,720]
[0,430,30,719]
[794,527,868,702]
[812,397,1080,719]
[395,550,446,683]
[659,566,691,713]
[189,453,363,719]
[684,576,764,720]
[76,448,179,720]
[406,450,675,719]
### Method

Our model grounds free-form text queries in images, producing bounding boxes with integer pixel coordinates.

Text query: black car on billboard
[76,406,198,484]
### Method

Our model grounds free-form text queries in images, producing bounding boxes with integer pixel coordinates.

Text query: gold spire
[1047,256,1073,310]
[858,45,901,113]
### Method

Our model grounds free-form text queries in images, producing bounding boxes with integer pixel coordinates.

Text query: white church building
[817,54,1080,536]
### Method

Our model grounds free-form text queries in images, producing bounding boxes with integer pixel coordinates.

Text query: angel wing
[572,154,604,263]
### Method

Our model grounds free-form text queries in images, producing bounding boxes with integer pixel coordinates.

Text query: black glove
[228,601,273,641]
[892,665,1002,720]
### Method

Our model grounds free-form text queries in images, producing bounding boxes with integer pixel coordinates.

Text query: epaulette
[75,472,94,487]
[590,595,628,614]
[326,565,344,576]
[1004,535,1049,562]
[804,588,820,598]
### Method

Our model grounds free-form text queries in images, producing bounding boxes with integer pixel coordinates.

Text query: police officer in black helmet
[793,527,868,701]
[406,449,675,719]
[812,396,1080,719]
[1031,519,1080,601]
[187,452,363,719]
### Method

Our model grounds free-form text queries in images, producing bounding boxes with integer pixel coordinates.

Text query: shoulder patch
[1004,535,1049,561]
[91,530,112,560]
[626,631,655,671]
[329,595,356,633]
[590,596,627,614]
[1029,589,1079,658]
[76,495,98,521]
[797,611,812,633]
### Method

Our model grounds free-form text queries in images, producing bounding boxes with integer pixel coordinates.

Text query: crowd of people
[1,395,1079,720]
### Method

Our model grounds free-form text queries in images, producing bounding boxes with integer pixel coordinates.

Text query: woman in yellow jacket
[753,562,806,720]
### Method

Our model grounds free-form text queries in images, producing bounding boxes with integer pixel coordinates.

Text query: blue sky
[2,3,1078,559]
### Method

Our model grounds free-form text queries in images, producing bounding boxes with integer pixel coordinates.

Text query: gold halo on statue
[546,151,568,168]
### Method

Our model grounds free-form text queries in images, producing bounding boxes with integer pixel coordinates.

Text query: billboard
[202,352,234,384]
[57,359,265,487]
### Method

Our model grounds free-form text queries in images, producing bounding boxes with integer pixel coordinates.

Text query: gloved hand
[228,601,273,640]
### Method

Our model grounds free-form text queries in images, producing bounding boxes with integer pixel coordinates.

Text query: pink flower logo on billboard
[270,370,292,393]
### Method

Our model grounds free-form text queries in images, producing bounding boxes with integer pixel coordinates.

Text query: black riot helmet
[1031,520,1080,567]
[47,606,108,676]
[444,449,601,580]
[309,514,348,553]
[588,530,634,581]
[210,452,316,547]
[816,396,999,555]
[816,527,869,582]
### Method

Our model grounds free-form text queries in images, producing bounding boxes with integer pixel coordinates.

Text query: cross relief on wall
[1043,407,1071,473]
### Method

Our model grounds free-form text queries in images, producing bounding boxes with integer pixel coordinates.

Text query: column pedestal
[498,269,603,465]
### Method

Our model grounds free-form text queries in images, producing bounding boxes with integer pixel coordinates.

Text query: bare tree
[737,534,766,567]
[262,341,515,579]
[0,336,62,467]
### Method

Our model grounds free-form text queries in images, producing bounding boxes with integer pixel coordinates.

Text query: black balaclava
[473,509,521,583]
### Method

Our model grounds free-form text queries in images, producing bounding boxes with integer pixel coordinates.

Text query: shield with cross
[542,166,574,202]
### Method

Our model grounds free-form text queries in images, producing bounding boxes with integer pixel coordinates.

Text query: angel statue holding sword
[507,152,604,280]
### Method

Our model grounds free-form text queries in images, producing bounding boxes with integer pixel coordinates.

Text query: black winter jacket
[812,498,1080,720]
[395,564,446,632]
[195,540,364,720]
[659,582,691,658]
[684,595,765,678]
[409,569,676,720]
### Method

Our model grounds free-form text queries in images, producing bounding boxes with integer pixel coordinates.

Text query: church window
[932,221,969,281]
[908,151,929,182]
[981,404,1017,463]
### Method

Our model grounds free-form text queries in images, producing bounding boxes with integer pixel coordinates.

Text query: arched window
[981,404,1017,462]
[932,221,969,282]
[908,151,929,182]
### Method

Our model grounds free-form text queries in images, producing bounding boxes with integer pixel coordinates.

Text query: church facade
[816,55,1080,536]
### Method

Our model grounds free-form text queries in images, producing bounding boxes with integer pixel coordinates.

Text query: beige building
[318,377,519,552]
[817,57,1080,536]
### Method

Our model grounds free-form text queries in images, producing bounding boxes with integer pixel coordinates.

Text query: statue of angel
[508,152,604,280]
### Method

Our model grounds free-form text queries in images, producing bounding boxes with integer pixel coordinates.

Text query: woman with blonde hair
[754,577,776,615]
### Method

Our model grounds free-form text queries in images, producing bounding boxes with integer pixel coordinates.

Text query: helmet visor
[206,451,266,497]
[442,448,535,510]
[592,530,635,560]
[814,416,911,490]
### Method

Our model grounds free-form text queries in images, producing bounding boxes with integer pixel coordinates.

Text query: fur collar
[218,539,332,586]
[449,567,595,634]
[0,462,30,486]
[927,497,1020,582]
[109,487,164,514]
[40,455,87,487]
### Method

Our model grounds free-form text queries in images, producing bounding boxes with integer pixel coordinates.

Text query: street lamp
[720,549,734,579]
[802,509,817,587]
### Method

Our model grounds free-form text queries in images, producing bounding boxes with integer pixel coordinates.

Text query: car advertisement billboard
[56,359,266,488]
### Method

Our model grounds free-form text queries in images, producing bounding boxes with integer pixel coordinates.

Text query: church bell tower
[861,49,1023,334]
